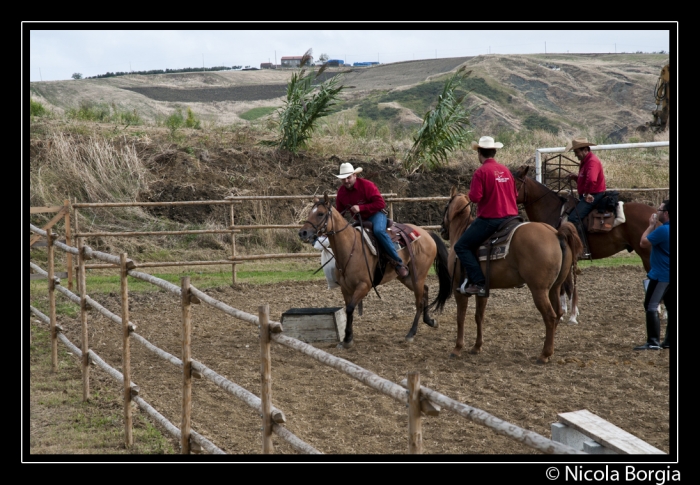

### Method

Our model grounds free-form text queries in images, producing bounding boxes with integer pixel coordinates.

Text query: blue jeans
[568,192,606,226]
[367,211,403,264]
[454,216,509,286]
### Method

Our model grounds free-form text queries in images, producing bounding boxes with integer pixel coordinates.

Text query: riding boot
[575,224,591,259]
[634,310,661,350]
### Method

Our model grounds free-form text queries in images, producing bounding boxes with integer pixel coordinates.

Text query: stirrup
[459,279,469,295]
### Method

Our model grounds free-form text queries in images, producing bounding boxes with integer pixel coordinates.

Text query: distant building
[326,59,345,67]
[281,56,313,68]
[260,62,274,69]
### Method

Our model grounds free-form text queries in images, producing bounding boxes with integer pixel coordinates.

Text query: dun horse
[441,187,583,364]
[512,165,658,322]
[298,194,452,348]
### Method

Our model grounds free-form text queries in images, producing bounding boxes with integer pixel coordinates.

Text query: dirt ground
[43,263,672,457]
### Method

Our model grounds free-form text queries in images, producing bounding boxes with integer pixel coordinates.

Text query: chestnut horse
[298,193,452,348]
[512,165,657,322]
[441,187,583,364]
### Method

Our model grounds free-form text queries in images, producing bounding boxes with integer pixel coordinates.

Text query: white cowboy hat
[471,136,503,150]
[335,162,363,179]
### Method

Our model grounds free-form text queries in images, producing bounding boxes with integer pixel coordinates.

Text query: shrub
[30,99,46,118]
[185,107,201,129]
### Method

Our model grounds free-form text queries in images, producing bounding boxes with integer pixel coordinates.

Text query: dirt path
[40,264,672,456]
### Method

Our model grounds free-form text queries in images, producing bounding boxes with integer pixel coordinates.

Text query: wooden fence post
[78,237,90,401]
[407,371,422,454]
[389,201,394,221]
[181,276,193,455]
[64,199,73,291]
[230,203,237,284]
[120,253,133,448]
[259,304,274,454]
[47,231,58,373]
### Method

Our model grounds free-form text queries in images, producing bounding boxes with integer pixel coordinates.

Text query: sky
[24,23,674,83]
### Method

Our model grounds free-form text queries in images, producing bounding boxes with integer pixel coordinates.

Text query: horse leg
[531,290,558,364]
[405,281,427,343]
[422,284,437,328]
[450,294,469,358]
[338,285,370,349]
[563,271,579,324]
[469,296,488,355]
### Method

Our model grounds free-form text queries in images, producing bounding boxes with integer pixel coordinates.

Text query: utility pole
[545,42,547,54]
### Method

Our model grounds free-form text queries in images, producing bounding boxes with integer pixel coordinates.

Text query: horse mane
[450,193,473,235]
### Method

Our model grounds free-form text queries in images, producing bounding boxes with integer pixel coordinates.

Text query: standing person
[455,136,519,296]
[334,162,409,278]
[635,199,672,350]
[565,137,607,257]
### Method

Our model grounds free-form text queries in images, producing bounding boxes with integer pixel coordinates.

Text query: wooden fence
[62,188,669,287]
[29,222,587,455]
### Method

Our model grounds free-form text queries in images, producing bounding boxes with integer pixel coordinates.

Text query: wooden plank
[558,409,665,454]
[30,206,65,214]
[29,207,69,246]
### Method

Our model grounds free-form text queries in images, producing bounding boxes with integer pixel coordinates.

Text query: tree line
[73,66,245,80]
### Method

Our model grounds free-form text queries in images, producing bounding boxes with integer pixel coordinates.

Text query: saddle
[564,191,625,234]
[352,219,422,286]
[465,216,526,298]
[585,191,622,233]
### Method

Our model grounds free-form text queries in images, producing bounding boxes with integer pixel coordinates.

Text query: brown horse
[298,193,452,348]
[512,165,655,270]
[441,187,583,364]
[512,165,657,323]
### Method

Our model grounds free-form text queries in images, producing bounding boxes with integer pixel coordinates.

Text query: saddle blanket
[356,226,421,257]
[476,222,529,261]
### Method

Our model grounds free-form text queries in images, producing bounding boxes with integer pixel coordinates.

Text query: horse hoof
[536,356,550,364]
[567,319,579,325]
[337,340,354,349]
[468,348,481,355]
[424,318,437,328]
[449,352,458,359]
[405,336,414,343]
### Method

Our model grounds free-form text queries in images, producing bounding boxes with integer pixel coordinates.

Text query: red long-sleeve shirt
[572,151,606,195]
[469,159,519,219]
[335,177,386,219]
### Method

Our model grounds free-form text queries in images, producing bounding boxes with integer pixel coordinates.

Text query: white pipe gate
[534,141,670,183]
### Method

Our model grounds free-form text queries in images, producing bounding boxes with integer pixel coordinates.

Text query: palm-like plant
[266,49,345,154]
[403,66,473,175]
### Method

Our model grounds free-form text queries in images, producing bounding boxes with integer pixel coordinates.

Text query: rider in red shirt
[335,162,409,278]
[565,137,607,257]
[455,136,519,296]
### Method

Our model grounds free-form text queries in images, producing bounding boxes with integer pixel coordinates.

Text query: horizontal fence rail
[32,190,669,287]
[29,223,585,455]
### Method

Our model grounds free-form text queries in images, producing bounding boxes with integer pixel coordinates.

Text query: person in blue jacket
[634,199,672,350]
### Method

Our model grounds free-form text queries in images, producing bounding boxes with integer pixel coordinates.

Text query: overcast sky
[24,23,673,83]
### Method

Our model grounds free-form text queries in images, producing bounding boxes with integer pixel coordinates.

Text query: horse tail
[556,221,584,297]
[428,231,452,312]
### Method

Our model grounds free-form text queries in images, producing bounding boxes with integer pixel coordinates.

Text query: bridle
[304,200,381,297]
[303,201,353,238]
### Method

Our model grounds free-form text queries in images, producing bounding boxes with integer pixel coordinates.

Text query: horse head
[298,194,333,243]
[512,164,532,204]
[441,186,471,240]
